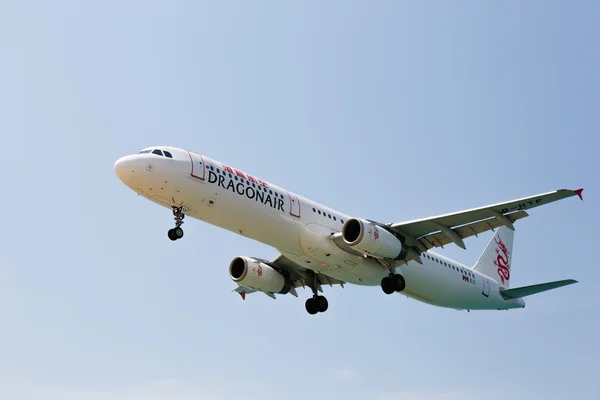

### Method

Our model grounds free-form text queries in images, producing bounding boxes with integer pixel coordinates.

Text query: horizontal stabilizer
[500,279,578,299]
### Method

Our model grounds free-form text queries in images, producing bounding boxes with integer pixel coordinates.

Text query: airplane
[114,146,583,315]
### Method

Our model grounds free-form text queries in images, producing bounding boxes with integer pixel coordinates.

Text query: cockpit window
[137,149,152,154]
[152,149,163,156]
[163,150,173,158]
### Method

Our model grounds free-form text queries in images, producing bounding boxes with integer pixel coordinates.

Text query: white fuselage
[114,146,525,311]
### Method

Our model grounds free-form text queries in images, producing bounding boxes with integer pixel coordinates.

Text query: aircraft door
[188,151,205,180]
[287,191,301,218]
[482,278,490,297]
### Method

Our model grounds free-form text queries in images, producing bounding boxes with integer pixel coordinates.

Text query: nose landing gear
[168,206,187,241]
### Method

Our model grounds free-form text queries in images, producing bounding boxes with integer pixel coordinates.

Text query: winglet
[574,188,584,201]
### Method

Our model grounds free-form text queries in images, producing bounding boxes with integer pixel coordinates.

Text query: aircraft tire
[305,298,318,315]
[381,276,395,294]
[174,227,184,239]
[316,295,328,312]
[393,274,406,292]
[168,229,177,241]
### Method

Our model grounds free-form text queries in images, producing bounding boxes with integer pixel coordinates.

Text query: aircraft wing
[387,188,583,253]
[233,254,345,300]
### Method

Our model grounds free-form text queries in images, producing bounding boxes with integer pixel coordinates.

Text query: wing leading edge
[386,188,583,254]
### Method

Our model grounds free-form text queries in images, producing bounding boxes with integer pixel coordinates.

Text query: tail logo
[493,236,510,284]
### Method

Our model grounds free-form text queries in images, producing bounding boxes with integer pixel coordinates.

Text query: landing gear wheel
[381,276,395,294]
[168,229,177,241]
[305,295,328,315]
[305,298,318,315]
[316,295,328,312]
[393,274,406,292]
[173,227,184,239]
[381,274,405,294]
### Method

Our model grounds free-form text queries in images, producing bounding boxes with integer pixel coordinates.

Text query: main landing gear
[168,206,186,241]
[305,271,328,315]
[381,273,405,295]
[305,295,328,315]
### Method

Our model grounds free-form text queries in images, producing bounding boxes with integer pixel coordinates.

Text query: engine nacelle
[342,218,406,260]
[229,256,292,294]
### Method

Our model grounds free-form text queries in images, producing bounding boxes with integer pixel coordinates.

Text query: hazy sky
[1,1,598,399]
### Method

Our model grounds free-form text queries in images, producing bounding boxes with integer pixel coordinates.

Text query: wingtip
[574,188,584,201]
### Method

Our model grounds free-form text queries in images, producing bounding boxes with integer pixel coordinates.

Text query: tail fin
[473,226,514,288]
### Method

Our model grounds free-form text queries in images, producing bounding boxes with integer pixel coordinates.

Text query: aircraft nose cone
[114,155,138,183]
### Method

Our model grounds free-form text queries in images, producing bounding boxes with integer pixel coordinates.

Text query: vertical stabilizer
[473,226,514,288]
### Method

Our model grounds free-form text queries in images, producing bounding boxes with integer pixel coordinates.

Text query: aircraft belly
[401,262,489,309]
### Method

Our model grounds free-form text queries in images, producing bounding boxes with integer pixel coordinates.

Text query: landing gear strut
[305,271,328,315]
[381,273,405,295]
[168,206,186,241]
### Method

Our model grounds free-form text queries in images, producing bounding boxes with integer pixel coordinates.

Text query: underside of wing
[386,188,582,254]
[412,210,529,251]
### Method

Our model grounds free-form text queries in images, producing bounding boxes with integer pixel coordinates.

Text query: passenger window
[164,151,173,158]
[152,149,163,156]
[341,219,344,224]
[217,168,220,173]
[333,216,337,221]
[318,210,321,215]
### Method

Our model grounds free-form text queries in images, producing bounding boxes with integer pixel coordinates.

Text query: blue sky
[1,1,598,399]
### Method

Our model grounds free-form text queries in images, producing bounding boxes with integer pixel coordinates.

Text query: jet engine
[229,256,292,294]
[342,218,406,260]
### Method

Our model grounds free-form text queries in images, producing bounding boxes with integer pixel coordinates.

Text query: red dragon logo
[373,227,380,240]
[252,265,263,277]
[493,236,510,285]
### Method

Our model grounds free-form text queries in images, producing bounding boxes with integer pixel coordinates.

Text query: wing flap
[416,211,528,251]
